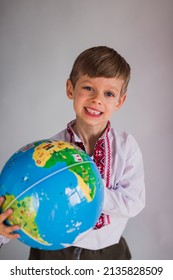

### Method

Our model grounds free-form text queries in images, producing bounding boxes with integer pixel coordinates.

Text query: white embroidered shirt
[0,120,145,250]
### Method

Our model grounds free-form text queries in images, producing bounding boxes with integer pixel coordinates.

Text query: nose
[91,92,102,105]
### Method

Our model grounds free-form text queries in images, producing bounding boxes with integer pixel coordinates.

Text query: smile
[84,107,103,116]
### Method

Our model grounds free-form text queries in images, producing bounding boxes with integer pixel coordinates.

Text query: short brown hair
[69,46,131,95]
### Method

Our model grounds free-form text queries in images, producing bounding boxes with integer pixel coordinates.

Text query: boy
[0,46,145,259]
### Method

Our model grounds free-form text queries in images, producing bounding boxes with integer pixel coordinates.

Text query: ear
[66,79,74,100]
[115,94,126,111]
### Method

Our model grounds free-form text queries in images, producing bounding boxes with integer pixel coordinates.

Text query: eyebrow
[82,80,118,90]
[81,79,119,91]
[81,79,92,84]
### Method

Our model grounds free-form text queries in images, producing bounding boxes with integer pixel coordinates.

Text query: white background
[0,0,172,259]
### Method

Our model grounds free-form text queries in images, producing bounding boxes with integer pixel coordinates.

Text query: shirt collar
[67,119,111,143]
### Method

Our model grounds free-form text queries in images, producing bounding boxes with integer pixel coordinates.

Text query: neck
[72,119,108,155]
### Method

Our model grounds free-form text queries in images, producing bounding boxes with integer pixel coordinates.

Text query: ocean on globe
[0,140,104,250]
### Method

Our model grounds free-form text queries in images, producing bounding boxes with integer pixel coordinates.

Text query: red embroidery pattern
[67,120,111,230]
[74,142,86,152]
[93,213,110,229]
[93,139,105,178]
[67,126,73,143]
[106,132,111,188]
[93,129,111,229]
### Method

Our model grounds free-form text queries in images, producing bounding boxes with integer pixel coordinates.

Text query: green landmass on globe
[2,194,51,245]
[33,142,100,202]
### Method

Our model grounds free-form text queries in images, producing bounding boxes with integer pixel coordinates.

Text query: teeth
[86,107,101,115]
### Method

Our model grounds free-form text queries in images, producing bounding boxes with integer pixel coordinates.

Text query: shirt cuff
[0,236,10,247]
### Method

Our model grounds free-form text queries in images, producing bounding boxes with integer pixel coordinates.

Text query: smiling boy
[0,46,145,259]
[66,75,126,156]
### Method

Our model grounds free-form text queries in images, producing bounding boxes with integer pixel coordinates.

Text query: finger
[5,228,21,239]
[0,224,21,239]
[5,224,21,234]
[0,196,5,207]
[0,208,13,223]
[3,231,20,240]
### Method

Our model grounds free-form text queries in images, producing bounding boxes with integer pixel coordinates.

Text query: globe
[0,140,104,250]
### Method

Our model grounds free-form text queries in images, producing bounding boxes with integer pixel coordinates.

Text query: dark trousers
[29,237,131,260]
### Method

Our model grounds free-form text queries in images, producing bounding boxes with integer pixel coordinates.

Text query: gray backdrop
[0,0,172,260]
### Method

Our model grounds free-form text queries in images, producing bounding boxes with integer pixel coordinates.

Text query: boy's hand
[0,196,20,239]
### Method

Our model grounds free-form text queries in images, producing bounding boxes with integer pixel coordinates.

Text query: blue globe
[0,140,104,250]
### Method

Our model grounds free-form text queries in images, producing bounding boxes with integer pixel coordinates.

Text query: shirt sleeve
[0,236,10,247]
[102,135,145,218]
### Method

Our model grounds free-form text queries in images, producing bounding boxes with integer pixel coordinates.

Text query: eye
[83,86,93,92]
[105,91,115,97]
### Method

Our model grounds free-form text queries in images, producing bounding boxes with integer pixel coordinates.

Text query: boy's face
[66,75,126,128]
